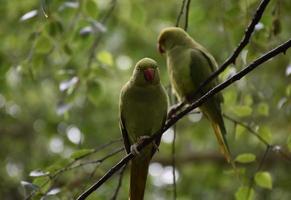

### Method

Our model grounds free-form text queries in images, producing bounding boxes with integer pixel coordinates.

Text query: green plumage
[119,58,168,200]
[158,27,232,163]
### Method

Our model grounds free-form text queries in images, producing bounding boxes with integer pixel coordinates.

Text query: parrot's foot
[130,136,159,155]
[167,102,185,118]
[139,136,159,152]
[130,144,140,155]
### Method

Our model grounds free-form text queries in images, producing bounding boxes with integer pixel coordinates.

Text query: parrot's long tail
[212,121,237,172]
[211,121,232,163]
[129,153,151,200]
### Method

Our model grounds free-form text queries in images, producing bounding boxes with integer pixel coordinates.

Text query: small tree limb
[184,0,192,31]
[176,0,187,27]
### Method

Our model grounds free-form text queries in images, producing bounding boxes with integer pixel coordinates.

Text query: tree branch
[184,0,192,31]
[168,88,177,200]
[175,0,192,31]
[110,164,127,200]
[223,114,269,146]
[247,145,270,198]
[224,114,291,162]
[175,0,187,27]
[25,139,122,200]
[76,38,291,200]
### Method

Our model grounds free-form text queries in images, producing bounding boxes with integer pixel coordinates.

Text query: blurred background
[0,0,290,199]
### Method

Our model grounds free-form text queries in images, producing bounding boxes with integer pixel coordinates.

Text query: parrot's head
[157,27,191,54]
[131,58,160,86]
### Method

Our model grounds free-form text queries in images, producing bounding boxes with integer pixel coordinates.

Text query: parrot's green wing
[119,115,131,154]
[189,48,223,103]
[150,114,167,157]
[120,114,164,157]
[189,48,231,163]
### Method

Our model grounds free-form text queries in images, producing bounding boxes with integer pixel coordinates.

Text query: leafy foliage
[0,0,290,199]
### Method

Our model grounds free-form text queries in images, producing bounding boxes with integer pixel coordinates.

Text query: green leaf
[34,35,53,54]
[220,66,236,80]
[244,94,253,106]
[87,79,103,105]
[235,186,254,200]
[235,153,256,163]
[235,124,246,140]
[241,50,248,65]
[46,20,63,37]
[59,76,79,93]
[257,102,269,116]
[258,126,273,144]
[47,188,61,196]
[70,149,95,160]
[84,0,98,18]
[223,89,237,105]
[97,50,113,66]
[232,105,252,117]
[32,176,51,193]
[29,170,49,177]
[21,181,39,191]
[255,171,272,189]
[45,158,72,173]
[20,10,38,21]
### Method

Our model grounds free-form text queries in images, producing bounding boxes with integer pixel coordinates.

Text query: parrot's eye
[158,43,165,54]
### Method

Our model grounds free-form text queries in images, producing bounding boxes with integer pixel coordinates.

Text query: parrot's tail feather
[129,155,151,200]
[212,122,238,175]
[212,122,231,163]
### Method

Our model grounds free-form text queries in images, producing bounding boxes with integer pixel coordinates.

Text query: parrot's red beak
[143,68,155,82]
[158,43,165,54]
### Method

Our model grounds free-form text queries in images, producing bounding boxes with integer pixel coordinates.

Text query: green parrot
[157,27,232,163]
[119,58,168,200]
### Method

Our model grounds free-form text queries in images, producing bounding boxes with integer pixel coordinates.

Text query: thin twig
[176,0,187,27]
[110,164,127,200]
[184,0,192,31]
[223,114,269,146]
[168,87,177,200]
[276,148,291,163]
[66,148,124,172]
[257,146,271,171]
[172,125,177,200]
[25,139,122,200]
[76,38,291,200]
[224,114,291,163]
[46,148,124,199]
[247,146,270,198]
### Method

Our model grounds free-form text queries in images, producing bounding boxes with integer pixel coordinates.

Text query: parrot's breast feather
[120,84,168,144]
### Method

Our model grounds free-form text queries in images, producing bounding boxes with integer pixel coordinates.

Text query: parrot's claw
[139,136,159,152]
[130,144,140,155]
[130,136,159,155]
